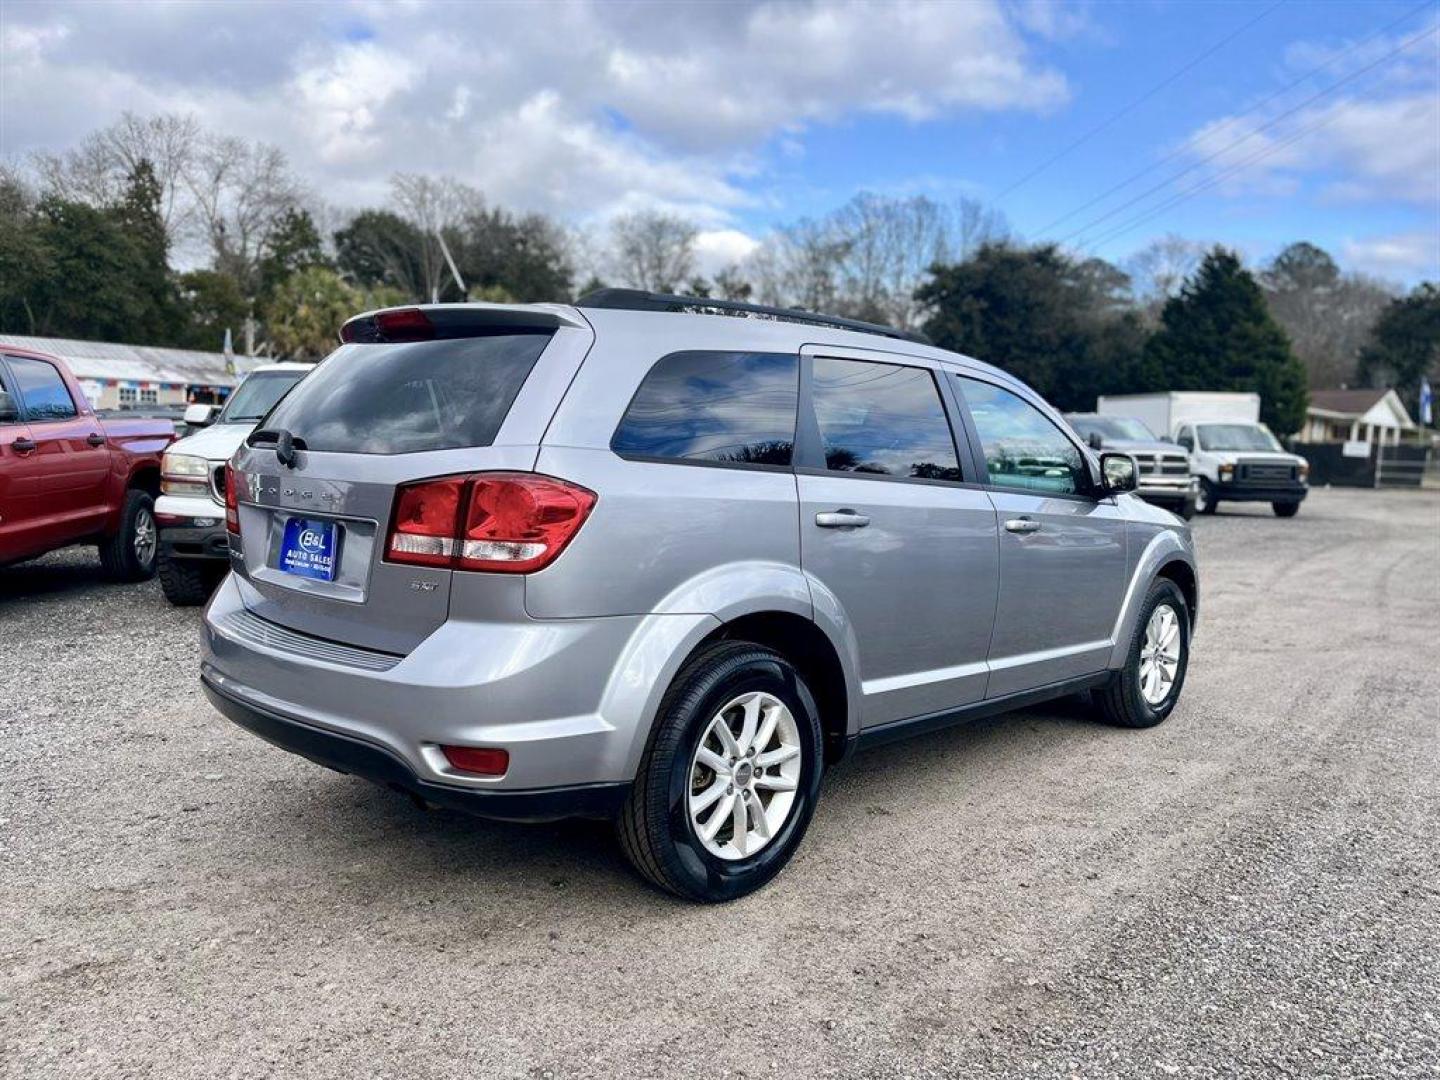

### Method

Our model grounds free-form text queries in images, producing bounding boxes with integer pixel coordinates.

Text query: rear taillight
[388,476,465,566]
[385,472,595,574]
[225,465,240,533]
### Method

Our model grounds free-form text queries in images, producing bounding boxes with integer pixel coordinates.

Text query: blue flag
[1421,377,1433,427]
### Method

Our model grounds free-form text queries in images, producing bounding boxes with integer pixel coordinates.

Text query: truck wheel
[98,489,158,582]
[1094,579,1190,729]
[1194,479,1218,514]
[158,552,224,605]
[1272,501,1300,518]
[617,641,824,903]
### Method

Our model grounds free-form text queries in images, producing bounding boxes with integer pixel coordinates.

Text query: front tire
[1194,479,1218,515]
[158,552,224,605]
[1272,501,1300,518]
[617,641,824,903]
[98,490,158,582]
[1094,579,1190,729]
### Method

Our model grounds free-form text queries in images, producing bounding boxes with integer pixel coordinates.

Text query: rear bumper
[202,674,629,822]
[201,573,714,802]
[1214,483,1308,504]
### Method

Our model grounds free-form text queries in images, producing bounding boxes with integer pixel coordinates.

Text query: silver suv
[202,290,1197,902]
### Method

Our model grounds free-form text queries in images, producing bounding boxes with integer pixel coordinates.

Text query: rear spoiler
[338,303,587,344]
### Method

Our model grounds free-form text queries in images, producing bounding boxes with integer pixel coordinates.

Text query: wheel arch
[697,611,852,765]
[1107,530,1198,669]
[1155,557,1198,627]
[128,463,161,499]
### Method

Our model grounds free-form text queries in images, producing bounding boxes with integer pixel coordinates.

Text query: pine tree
[113,159,182,342]
[1146,249,1308,435]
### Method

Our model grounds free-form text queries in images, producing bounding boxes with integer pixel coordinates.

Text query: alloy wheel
[133,507,157,569]
[687,691,802,860]
[1139,603,1182,706]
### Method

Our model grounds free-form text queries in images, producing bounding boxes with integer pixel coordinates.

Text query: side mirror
[1100,451,1139,494]
[0,389,18,424]
[1087,431,1104,451]
[184,403,216,427]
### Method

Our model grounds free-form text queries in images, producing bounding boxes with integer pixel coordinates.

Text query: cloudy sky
[2,0,1436,282]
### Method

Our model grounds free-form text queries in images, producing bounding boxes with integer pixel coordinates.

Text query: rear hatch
[227,306,592,654]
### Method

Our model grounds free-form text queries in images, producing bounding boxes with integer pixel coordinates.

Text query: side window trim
[794,350,978,486]
[950,371,1103,501]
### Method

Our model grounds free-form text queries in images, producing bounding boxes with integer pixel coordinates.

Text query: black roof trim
[575,288,932,346]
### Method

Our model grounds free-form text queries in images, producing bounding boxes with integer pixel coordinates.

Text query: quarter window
[6,356,78,421]
[956,377,1087,495]
[811,356,960,481]
[611,351,798,467]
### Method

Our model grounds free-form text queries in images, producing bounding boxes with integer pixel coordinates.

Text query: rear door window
[6,356,78,421]
[611,351,798,467]
[259,331,551,454]
[810,356,960,481]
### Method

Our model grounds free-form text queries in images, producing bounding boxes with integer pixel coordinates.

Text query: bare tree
[749,193,1007,329]
[33,111,201,241]
[1259,242,1397,388]
[1124,234,1206,316]
[185,136,304,293]
[750,217,848,314]
[390,174,483,301]
[610,211,697,293]
[955,196,1009,261]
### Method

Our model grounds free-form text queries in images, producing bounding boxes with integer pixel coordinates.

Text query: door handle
[815,510,871,529]
[1004,518,1041,534]
[86,433,106,447]
[12,438,36,454]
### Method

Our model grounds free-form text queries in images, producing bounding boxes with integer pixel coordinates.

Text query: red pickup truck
[1,345,176,580]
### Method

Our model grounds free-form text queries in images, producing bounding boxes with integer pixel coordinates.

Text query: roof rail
[575,288,932,346]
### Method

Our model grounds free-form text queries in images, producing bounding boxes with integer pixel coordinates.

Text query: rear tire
[158,552,224,606]
[98,490,158,582]
[1272,501,1300,518]
[1094,579,1190,729]
[617,641,824,903]
[1195,479,1218,514]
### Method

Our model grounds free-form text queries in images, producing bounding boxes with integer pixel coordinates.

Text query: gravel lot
[2,487,1437,1079]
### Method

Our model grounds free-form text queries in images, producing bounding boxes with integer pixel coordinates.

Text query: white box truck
[1097,392,1309,517]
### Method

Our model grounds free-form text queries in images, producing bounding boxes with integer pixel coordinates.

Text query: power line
[1032,0,1436,240]
[1056,22,1439,249]
[1075,33,1438,252]
[993,0,1285,201]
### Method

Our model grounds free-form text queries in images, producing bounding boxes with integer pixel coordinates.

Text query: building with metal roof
[0,333,259,410]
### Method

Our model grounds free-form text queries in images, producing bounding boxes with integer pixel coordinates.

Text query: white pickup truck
[1097,392,1309,518]
[154,363,310,604]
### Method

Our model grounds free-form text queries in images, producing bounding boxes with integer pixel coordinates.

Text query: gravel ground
[2,487,1437,1079]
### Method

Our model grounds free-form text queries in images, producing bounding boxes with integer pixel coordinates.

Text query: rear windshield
[260,331,552,454]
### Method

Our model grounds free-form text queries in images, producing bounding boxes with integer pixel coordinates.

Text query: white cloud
[0,0,1069,226]
[1342,231,1440,280]
[1177,22,1439,206]
[694,229,763,277]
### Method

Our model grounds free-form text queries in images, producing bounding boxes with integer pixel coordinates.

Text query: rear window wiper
[247,428,308,467]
